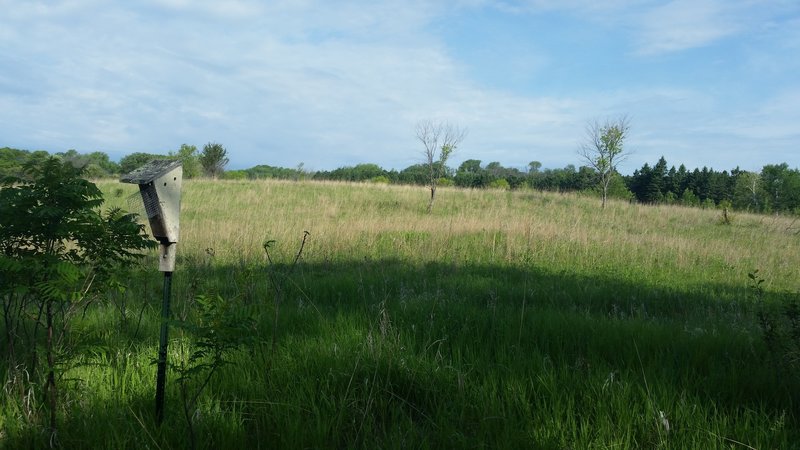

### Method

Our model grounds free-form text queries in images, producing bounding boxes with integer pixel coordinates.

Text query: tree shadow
[3,256,798,448]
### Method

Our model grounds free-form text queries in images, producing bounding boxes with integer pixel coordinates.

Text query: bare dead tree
[416,120,467,213]
[579,116,631,209]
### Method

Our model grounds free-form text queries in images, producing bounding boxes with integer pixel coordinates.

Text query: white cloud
[0,0,798,172]
[0,0,469,166]
[634,0,739,55]
[142,0,265,19]
[631,0,800,56]
[702,89,800,143]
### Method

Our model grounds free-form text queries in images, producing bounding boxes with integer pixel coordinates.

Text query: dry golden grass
[101,178,799,291]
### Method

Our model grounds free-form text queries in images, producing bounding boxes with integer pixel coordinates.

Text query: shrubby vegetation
[0,158,154,442]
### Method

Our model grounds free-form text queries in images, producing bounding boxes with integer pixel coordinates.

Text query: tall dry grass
[104,178,799,292]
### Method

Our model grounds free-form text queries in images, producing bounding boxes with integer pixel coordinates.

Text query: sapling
[416,120,466,213]
[174,294,257,450]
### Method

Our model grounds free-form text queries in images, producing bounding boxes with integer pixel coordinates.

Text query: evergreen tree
[645,156,668,203]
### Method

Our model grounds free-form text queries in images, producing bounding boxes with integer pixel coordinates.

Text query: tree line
[2,145,799,215]
[0,143,228,180]
[626,157,800,214]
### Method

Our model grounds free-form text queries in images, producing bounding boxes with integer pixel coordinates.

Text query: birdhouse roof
[120,159,182,184]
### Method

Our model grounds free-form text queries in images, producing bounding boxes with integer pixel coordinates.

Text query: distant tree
[318,163,388,182]
[659,163,693,204]
[351,163,386,181]
[295,162,309,181]
[323,166,355,182]
[674,164,689,194]
[529,165,582,192]
[681,188,700,207]
[416,120,466,213]
[200,142,229,178]
[458,159,483,174]
[250,164,307,180]
[761,163,800,213]
[398,163,432,186]
[119,152,164,174]
[454,159,486,188]
[221,170,247,180]
[528,161,542,174]
[575,165,600,191]
[488,178,510,190]
[708,170,733,205]
[56,150,120,178]
[170,144,201,179]
[369,175,391,184]
[57,149,86,168]
[87,152,120,176]
[701,197,716,209]
[733,171,764,211]
[0,147,34,178]
[579,116,631,209]
[691,167,712,201]
[628,163,650,202]
[485,161,503,177]
[646,156,668,203]
[605,172,633,201]
[502,167,527,189]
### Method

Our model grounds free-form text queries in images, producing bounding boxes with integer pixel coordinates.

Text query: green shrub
[222,170,248,180]
[0,157,154,440]
[370,175,391,184]
[488,178,510,190]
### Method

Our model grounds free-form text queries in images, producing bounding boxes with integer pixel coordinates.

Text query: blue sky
[1,0,798,174]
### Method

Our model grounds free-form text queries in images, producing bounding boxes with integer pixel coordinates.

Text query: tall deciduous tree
[579,116,631,209]
[200,142,229,178]
[733,171,764,211]
[171,144,201,179]
[761,163,800,213]
[416,120,466,213]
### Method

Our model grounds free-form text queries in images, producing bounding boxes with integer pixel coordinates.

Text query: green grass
[2,179,799,449]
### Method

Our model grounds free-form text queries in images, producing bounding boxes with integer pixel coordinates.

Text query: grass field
[3,179,800,449]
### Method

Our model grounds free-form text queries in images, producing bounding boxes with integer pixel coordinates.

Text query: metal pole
[155,271,173,425]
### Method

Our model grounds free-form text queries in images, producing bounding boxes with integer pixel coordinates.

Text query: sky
[1,0,799,174]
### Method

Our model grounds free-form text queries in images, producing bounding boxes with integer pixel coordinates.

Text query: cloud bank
[0,0,798,173]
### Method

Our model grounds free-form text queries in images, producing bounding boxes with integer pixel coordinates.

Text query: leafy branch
[173,294,257,450]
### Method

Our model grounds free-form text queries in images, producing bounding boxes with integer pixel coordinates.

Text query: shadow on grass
[2,256,798,448]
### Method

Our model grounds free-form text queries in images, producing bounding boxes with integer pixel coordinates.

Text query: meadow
[3,178,799,449]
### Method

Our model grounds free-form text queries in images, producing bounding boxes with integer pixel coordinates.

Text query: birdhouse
[120,159,183,271]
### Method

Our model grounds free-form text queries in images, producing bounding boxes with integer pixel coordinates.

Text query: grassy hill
[4,179,799,449]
